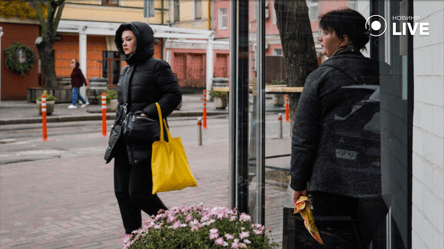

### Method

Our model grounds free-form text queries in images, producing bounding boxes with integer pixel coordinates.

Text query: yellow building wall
[63,0,167,25]
[174,0,210,30]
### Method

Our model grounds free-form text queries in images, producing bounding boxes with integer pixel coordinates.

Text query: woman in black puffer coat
[104,22,182,235]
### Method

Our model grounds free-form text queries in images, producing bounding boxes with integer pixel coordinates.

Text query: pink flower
[185,215,193,222]
[254,229,263,235]
[167,215,176,223]
[215,237,225,246]
[243,239,251,244]
[210,228,219,234]
[191,226,199,231]
[172,221,181,230]
[239,213,251,222]
[210,232,219,240]
[239,231,249,239]
[231,242,239,249]
[225,233,234,240]
[122,234,132,244]
[239,243,247,248]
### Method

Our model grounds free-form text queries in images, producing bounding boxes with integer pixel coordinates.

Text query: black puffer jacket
[104,22,182,165]
[290,51,390,198]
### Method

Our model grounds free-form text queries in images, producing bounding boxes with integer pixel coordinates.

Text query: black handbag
[122,109,161,143]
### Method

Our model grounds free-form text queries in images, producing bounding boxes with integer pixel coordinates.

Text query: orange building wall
[53,35,107,80]
[54,36,162,81]
[1,22,40,100]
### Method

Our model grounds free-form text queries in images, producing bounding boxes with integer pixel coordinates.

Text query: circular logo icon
[365,15,387,37]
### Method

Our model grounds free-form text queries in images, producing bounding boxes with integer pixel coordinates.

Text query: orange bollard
[285,95,290,122]
[102,93,107,136]
[41,93,47,141]
[203,90,207,128]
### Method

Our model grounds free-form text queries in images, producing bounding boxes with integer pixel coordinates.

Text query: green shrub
[36,94,57,102]
[97,89,118,104]
[209,90,228,98]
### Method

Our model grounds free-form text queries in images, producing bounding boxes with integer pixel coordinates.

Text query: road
[0,114,291,165]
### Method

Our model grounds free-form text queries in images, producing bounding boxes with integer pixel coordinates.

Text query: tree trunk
[37,41,57,87]
[32,0,65,88]
[274,0,318,133]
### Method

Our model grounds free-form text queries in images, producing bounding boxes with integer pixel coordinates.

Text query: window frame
[174,0,180,23]
[194,0,202,20]
[219,8,228,30]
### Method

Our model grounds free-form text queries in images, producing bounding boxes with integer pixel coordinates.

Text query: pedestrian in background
[68,59,89,109]
[290,9,388,248]
[104,22,182,235]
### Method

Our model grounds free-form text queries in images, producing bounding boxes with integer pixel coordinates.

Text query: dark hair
[319,9,369,51]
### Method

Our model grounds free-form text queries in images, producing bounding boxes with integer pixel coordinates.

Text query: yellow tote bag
[151,103,198,195]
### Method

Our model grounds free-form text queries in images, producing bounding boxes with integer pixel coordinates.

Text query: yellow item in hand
[294,196,324,245]
[151,103,198,194]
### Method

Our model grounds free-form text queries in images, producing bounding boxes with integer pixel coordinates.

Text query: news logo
[365,15,430,36]
[365,15,388,37]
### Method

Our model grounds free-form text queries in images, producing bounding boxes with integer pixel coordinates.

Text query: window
[307,0,319,21]
[274,49,283,56]
[272,5,277,24]
[219,8,227,30]
[348,0,357,10]
[102,0,118,5]
[174,0,180,22]
[195,0,202,20]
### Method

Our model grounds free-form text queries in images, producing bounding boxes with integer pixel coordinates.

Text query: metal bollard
[278,113,283,139]
[197,118,203,146]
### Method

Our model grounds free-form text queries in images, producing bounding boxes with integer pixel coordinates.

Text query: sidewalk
[0,132,290,249]
[0,94,229,125]
[0,94,285,125]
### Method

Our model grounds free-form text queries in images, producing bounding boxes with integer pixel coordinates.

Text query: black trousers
[114,140,167,234]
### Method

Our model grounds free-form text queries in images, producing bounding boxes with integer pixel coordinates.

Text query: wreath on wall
[4,42,37,76]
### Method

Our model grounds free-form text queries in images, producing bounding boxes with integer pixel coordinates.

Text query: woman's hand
[140,113,147,117]
[292,189,308,208]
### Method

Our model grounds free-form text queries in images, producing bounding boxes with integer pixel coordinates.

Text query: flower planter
[106,99,118,112]
[272,94,285,107]
[36,101,55,115]
[214,96,228,109]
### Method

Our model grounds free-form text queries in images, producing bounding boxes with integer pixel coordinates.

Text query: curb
[0,111,228,125]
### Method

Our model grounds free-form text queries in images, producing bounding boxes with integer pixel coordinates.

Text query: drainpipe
[161,0,164,25]
[208,0,211,30]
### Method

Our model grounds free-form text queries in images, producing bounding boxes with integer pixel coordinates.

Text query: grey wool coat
[290,51,388,198]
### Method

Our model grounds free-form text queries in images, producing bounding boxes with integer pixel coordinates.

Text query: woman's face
[70,59,76,69]
[318,28,345,57]
[122,30,137,55]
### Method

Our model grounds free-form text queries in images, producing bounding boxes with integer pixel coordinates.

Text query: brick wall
[54,35,107,80]
[412,2,444,249]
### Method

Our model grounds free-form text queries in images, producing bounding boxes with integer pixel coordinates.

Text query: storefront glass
[229,0,412,248]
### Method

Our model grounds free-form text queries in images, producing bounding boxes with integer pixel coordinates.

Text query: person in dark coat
[290,9,388,247]
[68,59,89,109]
[104,22,182,235]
